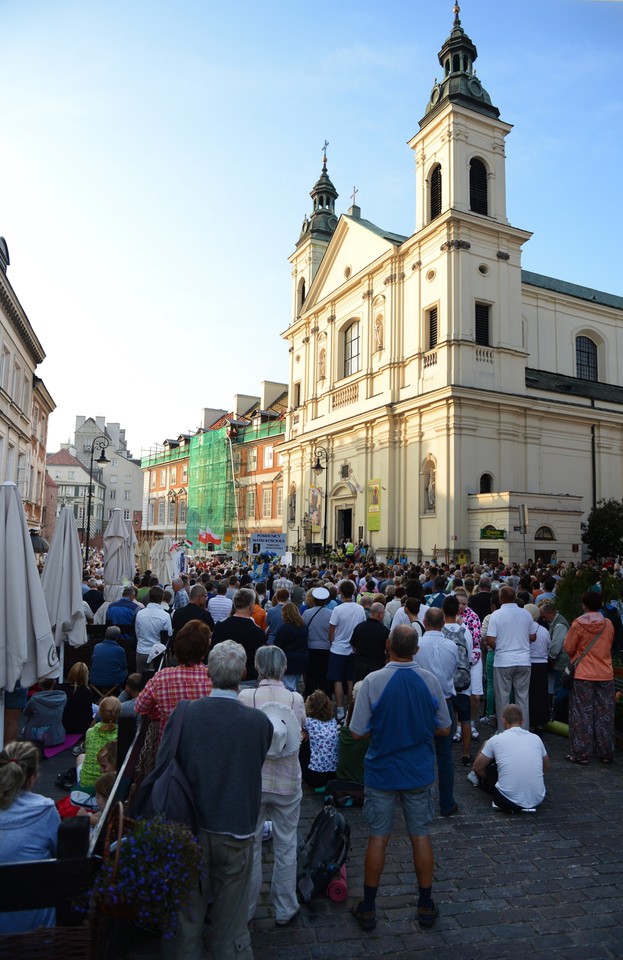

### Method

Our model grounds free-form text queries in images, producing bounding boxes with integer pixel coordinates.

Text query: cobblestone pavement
[37,728,623,959]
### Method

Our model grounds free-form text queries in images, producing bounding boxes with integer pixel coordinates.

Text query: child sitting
[78,771,116,832]
[76,697,120,793]
[22,678,67,746]
[300,690,339,789]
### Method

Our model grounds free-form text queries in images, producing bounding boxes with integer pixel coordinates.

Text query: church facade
[280,8,623,565]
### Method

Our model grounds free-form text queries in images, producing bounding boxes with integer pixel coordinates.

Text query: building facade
[281,9,623,565]
[73,416,143,536]
[0,236,55,524]
[46,448,106,545]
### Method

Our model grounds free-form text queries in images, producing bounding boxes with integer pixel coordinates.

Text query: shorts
[327,652,355,683]
[452,693,471,722]
[363,784,433,837]
[470,661,483,696]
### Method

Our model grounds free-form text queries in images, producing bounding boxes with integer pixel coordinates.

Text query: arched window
[297,277,306,313]
[470,158,488,215]
[430,165,442,221]
[576,335,597,382]
[535,526,556,541]
[479,473,493,494]
[343,321,360,377]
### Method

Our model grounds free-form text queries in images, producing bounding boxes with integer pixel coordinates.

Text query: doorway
[336,508,353,543]
[479,548,499,564]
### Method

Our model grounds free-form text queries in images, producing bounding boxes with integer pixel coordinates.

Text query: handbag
[560,625,605,689]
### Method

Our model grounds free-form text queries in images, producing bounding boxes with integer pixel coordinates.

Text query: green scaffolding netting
[187,428,235,549]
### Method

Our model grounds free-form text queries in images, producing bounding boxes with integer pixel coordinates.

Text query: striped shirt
[207,595,233,624]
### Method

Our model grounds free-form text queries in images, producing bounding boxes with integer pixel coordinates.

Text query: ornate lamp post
[312,446,329,558]
[168,489,180,541]
[85,435,110,564]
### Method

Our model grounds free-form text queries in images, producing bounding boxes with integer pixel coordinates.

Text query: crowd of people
[0,552,620,954]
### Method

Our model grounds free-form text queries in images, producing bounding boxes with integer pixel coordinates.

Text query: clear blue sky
[2,0,621,455]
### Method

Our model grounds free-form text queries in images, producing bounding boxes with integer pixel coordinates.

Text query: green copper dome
[297,151,339,247]
[421,4,499,126]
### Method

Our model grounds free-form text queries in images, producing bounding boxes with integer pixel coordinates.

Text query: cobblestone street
[99,728,622,959]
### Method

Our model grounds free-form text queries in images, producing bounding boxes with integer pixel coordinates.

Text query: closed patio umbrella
[103,509,132,602]
[0,482,60,744]
[41,505,87,649]
[138,539,151,575]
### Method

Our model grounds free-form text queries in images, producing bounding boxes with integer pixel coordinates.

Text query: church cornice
[0,275,46,365]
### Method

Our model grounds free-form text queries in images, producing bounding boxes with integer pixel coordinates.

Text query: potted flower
[90,815,201,939]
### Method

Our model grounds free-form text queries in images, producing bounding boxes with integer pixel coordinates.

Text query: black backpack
[130,701,199,834]
[296,797,350,902]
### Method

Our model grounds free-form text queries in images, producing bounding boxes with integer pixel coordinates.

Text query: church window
[297,277,306,313]
[535,526,555,541]
[470,158,488,215]
[427,306,438,350]
[344,321,360,377]
[430,165,442,221]
[475,303,491,346]
[576,336,597,382]
[479,473,493,494]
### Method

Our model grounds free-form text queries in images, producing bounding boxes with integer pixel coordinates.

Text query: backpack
[130,701,199,834]
[443,625,471,692]
[296,797,351,902]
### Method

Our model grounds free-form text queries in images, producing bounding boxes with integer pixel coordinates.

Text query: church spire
[422,3,499,126]
[297,141,339,246]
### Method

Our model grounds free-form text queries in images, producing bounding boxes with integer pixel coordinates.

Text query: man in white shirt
[134,586,173,674]
[417,607,459,816]
[471,704,550,812]
[328,579,366,721]
[485,586,536,731]
[208,581,234,624]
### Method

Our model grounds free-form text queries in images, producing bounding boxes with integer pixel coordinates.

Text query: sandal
[564,754,588,765]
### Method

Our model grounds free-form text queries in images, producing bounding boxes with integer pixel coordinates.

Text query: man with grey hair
[172,576,190,611]
[160,640,273,960]
[211,588,265,687]
[239,646,305,927]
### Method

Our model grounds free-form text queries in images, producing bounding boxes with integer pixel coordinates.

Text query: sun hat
[260,702,301,758]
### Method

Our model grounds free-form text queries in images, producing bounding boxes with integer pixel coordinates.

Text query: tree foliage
[553,564,621,625]
[581,498,623,561]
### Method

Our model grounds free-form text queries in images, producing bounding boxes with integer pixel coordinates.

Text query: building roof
[343,214,407,246]
[525,368,623,406]
[522,271,623,311]
[47,449,87,468]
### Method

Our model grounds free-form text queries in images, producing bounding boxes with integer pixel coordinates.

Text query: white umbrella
[0,482,60,744]
[41,505,87,649]
[103,509,132,602]
[150,536,175,586]
[138,539,151,575]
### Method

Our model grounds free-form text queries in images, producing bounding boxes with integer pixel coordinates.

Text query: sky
[1,0,621,458]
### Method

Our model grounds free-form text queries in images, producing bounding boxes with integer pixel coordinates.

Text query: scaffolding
[187,428,235,550]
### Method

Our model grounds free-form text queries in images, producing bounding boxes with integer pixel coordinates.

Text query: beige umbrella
[138,539,151,575]
[0,482,59,743]
[41,505,87,648]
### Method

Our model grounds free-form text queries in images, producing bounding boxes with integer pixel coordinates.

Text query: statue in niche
[318,348,326,380]
[427,468,436,509]
[288,484,297,526]
[375,316,384,351]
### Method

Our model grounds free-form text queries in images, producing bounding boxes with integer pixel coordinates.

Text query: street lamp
[311,445,329,558]
[168,489,180,541]
[85,435,110,564]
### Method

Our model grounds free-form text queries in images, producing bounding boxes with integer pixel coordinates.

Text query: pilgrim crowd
[1,552,620,957]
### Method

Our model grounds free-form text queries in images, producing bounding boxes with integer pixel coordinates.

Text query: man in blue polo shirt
[350,625,451,932]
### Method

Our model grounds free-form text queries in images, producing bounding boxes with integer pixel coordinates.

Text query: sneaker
[452,731,461,742]
[336,708,345,722]
[351,901,376,931]
[491,801,500,810]
[471,726,479,740]
[461,755,472,767]
[418,900,439,929]
[467,770,479,787]
[521,807,537,814]
[261,820,273,841]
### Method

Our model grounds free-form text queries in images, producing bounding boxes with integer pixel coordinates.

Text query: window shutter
[430,166,442,220]
[470,159,488,215]
[428,307,438,349]
[475,303,490,346]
